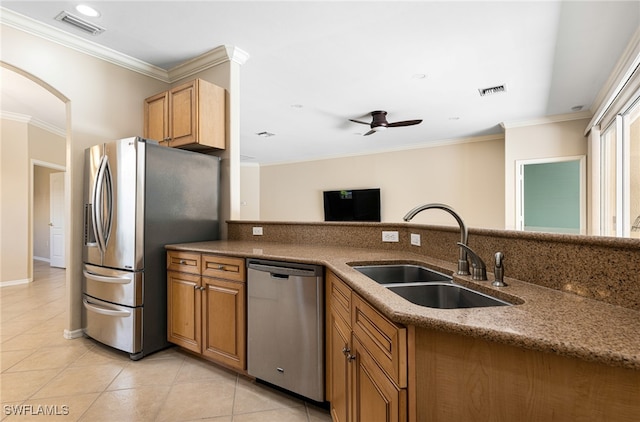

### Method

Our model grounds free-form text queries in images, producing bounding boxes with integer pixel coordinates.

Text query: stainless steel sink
[387,282,511,309]
[352,264,512,309]
[352,264,452,284]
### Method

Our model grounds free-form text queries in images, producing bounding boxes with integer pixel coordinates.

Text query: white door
[50,172,66,268]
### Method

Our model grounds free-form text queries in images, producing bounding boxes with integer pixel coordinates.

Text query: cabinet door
[144,91,169,145]
[329,309,352,422]
[169,80,198,147]
[352,336,406,422]
[167,271,201,353]
[201,276,246,370]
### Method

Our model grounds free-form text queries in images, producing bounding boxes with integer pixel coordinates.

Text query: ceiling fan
[349,110,422,136]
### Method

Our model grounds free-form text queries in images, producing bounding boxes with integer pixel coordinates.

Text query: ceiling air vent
[55,11,105,35]
[478,84,507,97]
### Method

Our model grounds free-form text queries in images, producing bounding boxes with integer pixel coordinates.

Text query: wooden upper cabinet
[144,91,169,144]
[144,78,225,151]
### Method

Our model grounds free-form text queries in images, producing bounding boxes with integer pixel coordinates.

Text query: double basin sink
[352,264,512,309]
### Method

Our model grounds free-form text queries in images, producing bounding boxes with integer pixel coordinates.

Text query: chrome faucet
[403,203,470,275]
[457,243,487,281]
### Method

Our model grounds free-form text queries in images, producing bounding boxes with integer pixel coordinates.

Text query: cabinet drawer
[327,271,352,327]
[167,251,201,275]
[352,293,407,388]
[202,255,245,282]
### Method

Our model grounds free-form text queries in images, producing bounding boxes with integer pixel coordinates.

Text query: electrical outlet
[410,233,421,246]
[252,226,263,236]
[382,231,399,242]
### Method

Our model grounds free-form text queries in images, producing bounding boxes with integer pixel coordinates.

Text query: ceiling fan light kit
[349,110,422,136]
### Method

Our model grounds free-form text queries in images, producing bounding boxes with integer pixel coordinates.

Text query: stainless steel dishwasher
[247,259,324,402]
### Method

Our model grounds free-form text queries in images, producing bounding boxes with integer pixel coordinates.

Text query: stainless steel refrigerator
[82,137,220,360]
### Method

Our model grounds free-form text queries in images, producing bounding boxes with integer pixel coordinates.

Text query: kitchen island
[166,236,639,422]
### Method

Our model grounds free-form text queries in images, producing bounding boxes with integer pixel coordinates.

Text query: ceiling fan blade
[387,119,423,127]
[349,119,371,125]
[363,129,376,136]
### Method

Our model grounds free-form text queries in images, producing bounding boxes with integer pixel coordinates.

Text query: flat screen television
[323,188,381,222]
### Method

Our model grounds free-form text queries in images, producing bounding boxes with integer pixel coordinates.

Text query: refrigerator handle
[93,155,113,253]
[83,269,132,285]
[102,157,114,248]
[83,298,131,317]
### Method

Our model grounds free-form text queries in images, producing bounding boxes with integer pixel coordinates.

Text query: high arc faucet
[403,203,470,276]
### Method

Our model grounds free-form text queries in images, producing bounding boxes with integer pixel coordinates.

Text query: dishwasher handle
[248,262,320,278]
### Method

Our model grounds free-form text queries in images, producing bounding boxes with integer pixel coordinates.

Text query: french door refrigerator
[82,137,220,360]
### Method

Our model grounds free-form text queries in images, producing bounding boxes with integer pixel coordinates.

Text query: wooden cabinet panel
[352,336,406,422]
[328,271,352,325]
[352,293,407,388]
[167,251,201,274]
[414,327,640,422]
[169,81,197,146]
[143,91,169,144]
[201,277,246,370]
[202,255,245,282]
[329,307,352,422]
[167,271,201,354]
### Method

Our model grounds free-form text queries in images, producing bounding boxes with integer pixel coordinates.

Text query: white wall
[240,163,260,220]
[259,136,506,229]
[503,117,590,230]
[1,118,66,282]
[0,119,29,283]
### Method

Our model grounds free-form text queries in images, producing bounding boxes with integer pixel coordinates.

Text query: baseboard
[33,256,51,263]
[0,278,32,287]
[64,328,84,339]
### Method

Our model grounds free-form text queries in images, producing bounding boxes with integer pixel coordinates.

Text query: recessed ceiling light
[412,74,427,79]
[76,4,100,17]
[448,117,460,120]
[571,105,584,111]
[290,104,303,109]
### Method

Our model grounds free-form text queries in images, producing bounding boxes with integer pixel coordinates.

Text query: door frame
[30,160,66,274]
[515,155,586,234]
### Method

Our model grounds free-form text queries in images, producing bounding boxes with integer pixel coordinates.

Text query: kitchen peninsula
[167,220,639,422]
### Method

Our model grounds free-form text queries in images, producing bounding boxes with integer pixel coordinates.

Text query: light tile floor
[1,261,332,422]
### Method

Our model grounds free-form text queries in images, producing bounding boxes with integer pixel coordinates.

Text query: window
[599,94,640,238]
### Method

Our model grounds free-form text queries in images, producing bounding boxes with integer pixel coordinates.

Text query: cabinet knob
[218,265,225,270]
[347,354,356,362]
[342,347,350,356]
[179,260,186,264]
[200,286,206,291]
[193,285,198,290]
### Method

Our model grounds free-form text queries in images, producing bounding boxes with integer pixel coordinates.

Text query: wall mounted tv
[323,188,381,222]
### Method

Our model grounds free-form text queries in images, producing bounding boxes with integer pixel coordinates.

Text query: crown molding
[587,27,640,127]
[500,110,593,130]
[1,111,66,137]
[1,7,249,84]
[1,7,170,82]
[168,45,250,82]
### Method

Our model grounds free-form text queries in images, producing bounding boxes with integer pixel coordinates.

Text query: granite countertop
[166,240,640,370]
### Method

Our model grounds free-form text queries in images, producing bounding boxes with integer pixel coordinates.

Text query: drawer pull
[180,260,187,264]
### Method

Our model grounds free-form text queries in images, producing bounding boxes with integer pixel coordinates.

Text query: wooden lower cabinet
[201,276,245,368]
[352,335,406,422]
[167,251,246,371]
[329,305,351,422]
[326,270,408,422]
[167,270,201,354]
